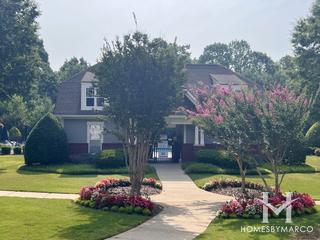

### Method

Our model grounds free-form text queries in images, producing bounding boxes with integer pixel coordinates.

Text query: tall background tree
[0,0,58,101]
[198,40,285,86]
[292,0,320,95]
[0,0,58,138]
[57,57,89,82]
[292,0,320,126]
[95,32,190,196]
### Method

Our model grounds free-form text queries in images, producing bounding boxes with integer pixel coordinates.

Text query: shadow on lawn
[16,168,101,178]
[54,204,148,240]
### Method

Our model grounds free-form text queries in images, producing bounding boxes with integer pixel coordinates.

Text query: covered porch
[150,115,218,163]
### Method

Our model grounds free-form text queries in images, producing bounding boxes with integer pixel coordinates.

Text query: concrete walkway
[109,164,232,240]
[0,190,78,200]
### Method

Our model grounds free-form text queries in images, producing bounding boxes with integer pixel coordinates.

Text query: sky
[36,0,314,70]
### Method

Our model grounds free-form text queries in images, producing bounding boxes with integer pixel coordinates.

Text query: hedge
[1,146,11,155]
[195,149,239,169]
[95,149,126,168]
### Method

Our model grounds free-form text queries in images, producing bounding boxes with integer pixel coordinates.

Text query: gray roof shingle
[54,64,250,115]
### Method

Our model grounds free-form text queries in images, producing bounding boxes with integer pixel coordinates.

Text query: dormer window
[86,87,95,106]
[81,82,104,110]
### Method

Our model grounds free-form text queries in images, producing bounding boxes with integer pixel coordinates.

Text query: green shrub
[142,208,151,216]
[1,146,11,155]
[119,207,126,213]
[24,113,69,165]
[306,122,320,147]
[315,148,320,156]
[183,162,223,174]
[13,146,22,155]
[95,149,126,168]
[195,149,238,168]
[134,206,143,214]
[8,127,22,142]
[182,162,271,175]
[88,201,96,208]
[283,139,311,165]
[125,206,134,214]
[111,206,119,212]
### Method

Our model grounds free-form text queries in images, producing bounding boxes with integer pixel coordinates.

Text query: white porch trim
[165,115,193,125]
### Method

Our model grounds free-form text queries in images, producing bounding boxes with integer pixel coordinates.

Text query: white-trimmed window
[81,83,105,110]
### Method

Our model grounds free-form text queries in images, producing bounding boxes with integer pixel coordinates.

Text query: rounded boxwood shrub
[8,127,22,142]
[142,208,152,216]
[283,139,311,165]
[24,113,68,165]
[1,146,11,155]
[305,122,320,147]
[13,146,22,155]
[111,206,119,212]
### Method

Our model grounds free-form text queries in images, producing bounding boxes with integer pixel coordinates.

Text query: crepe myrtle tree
[95,32,190,196]
[255,86,310,193]
[184,86,263,193]
[185,85,310,194]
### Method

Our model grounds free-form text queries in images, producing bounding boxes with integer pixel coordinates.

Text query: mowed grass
[196,206,320,240]
[0,155,158,193]
[189,156,320,200]
[307,155,320,171]
[0,197,148,240]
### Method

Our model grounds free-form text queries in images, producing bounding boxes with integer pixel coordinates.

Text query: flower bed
[218,192,317,219]
[203,179,264,191]
[75,177,162,216]
[95,177,162,190]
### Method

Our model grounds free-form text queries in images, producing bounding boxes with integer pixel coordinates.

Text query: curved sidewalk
[108,163,233,240]
[0,190,78,200]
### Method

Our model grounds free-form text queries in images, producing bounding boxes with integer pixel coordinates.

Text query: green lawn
[0,197,148,240]
[196,206,320,240]
[189,156,320,200]
[0,155,157,193]
[307,155,320,171]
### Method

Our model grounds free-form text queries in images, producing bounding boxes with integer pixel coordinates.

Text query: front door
[87,122,103,154]
[152,134,172,161]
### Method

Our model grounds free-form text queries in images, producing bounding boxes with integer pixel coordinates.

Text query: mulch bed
[210,187,262,199]
[106,185,161,197]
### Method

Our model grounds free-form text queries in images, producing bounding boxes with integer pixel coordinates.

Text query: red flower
[79,186,95,200]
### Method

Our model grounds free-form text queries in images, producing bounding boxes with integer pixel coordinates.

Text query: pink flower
[213,115,224,124]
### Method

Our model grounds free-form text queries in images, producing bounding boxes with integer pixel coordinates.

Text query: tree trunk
[235,155,247,194]
[252,158,271,191]
[272,161,280,193]
[240,168,246,194]
[127,139,149,196]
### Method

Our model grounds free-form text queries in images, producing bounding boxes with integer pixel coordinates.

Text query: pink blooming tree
[186,85,310,194]
[254,86,310,192]
[186,85,262,193]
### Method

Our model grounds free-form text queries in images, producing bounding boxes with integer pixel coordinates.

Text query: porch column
[200,129,205,146]
[183,125,187,144]
[194,125,199,145]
